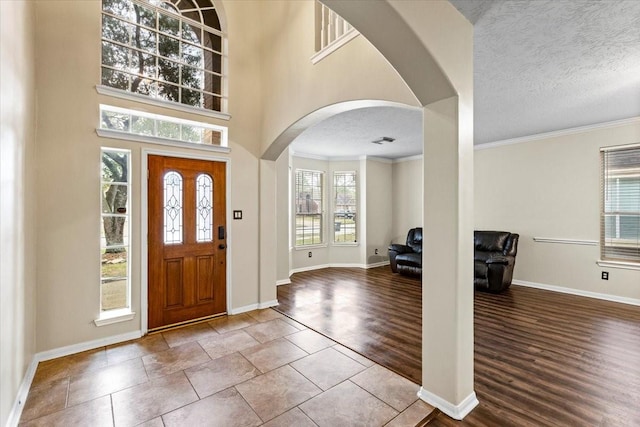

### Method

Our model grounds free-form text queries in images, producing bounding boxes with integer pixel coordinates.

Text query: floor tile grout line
[273,308,381,367]
[232,384,268,424]
[109,394,115,427]
[347,378,401,416]
[24,308,421,426]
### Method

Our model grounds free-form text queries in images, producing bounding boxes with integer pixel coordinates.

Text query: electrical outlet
[308,251,312,258]
[601,271,609,280]
[375,248,379,255]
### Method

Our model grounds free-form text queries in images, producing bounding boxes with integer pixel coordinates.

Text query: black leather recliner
[474,231,519,293]
[388,228,422,277]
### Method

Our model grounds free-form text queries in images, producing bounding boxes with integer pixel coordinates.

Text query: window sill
[94,309,136,327]
[97,129,231,154]
[295,244,328,251]
[596,260,640,271]
[96,85,231,121]
[332,242,359,247]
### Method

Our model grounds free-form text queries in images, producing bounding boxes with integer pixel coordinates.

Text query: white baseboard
[35,330,143,362]
[366,260,390,269]
[259,300,279,309]
[229,300,279,314]
[276,279,291,286]
[512,280,640,306]
[229,304,259,314]
[417,388,479,420]
[289,261,390,275]
[6,356,39,427]
[6,330,142,427]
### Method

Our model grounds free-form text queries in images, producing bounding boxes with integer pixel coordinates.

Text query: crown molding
[393,154,423,163]
[475,116,640,150]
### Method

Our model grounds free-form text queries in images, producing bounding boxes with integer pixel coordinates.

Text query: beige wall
[32,0,267,350]
[475,120,640,300]
[287,156,393,272]
[392,157,423,243]
[0,1,37,424]
[257,1,419,157]
[4,0,481,418]
[29,0,424,353]
[364,159,394,264]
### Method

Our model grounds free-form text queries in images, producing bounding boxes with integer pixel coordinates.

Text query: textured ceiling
[451,0,640,144]
[291,106,423,160]
[292,0,640,159]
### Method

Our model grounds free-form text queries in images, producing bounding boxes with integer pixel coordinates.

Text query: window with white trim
[101,148,132,312]
[295,170,324,246]
[333,171,357,243]
[101,0,225,112]
[99,104,227,147]
[601,145,640,263]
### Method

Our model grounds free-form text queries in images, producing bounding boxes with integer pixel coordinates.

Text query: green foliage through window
[333,171,357,243]
[101,0,223,111]
[100,104,226,146]
[296,170,324,246]
[101,148,131,311]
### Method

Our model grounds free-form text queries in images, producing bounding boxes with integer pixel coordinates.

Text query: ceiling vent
[371,136,396,145]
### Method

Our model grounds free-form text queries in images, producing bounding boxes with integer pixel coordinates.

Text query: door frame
[141,148,232,334]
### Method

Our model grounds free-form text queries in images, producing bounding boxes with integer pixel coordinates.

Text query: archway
[259,1,475,419]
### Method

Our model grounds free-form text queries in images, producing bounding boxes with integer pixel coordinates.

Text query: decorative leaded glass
[164,171,183,244]
[196,173,213,242]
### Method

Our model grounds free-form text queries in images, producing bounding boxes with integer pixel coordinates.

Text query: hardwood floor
[276,267,640,426]
[276,267,423,383]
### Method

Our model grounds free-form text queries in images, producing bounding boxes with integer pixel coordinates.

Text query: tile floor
[19,309,434,426]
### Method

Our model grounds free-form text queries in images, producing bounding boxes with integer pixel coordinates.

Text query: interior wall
[33,0,265,351]
[257,1,419,157]
[475,119,640,300]
[365,159,394,264]
[0,1,37,424]
[29,0,424,354]
[392,157,423,243]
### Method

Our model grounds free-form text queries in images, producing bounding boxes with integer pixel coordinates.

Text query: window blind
[601,145,640,262]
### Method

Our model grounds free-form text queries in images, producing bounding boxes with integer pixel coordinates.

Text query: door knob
[218,244,226,249]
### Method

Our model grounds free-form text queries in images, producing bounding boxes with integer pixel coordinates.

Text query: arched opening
[259,1,475,420]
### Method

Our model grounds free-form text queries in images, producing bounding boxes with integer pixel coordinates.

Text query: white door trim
[141,148,232,334]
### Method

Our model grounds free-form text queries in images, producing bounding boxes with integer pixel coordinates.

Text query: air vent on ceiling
[371,136,396,145]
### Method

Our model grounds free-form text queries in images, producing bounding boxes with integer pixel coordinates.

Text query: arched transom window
[101,0,225,112]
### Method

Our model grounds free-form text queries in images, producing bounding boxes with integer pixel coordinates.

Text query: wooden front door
[148,155,226,330]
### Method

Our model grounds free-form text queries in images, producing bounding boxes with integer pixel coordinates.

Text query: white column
[259,159,278,306]
[419,96,477,419]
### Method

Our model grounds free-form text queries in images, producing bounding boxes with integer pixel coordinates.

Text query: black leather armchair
[389,228,422,277]
[474,231,519,293]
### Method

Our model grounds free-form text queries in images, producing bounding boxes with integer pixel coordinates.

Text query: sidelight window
[100,148,132,313]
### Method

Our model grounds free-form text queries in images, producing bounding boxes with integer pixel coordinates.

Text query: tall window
[101,0,224,111]
[601,145,640,262]
[295,170,324,246]
[101,148,131,312]
[333,171,357,243]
